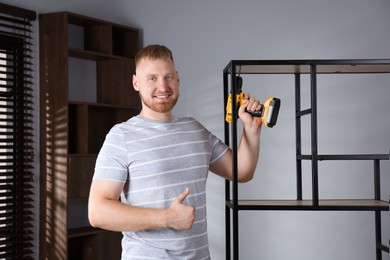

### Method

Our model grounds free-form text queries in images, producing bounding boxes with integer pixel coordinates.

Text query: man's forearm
[89,197,170,232]
[237,126,261,182]
[88,182,195,232]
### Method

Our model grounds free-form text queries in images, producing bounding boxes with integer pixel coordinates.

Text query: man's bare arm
[88,179,195,232]
[210,93,262,182]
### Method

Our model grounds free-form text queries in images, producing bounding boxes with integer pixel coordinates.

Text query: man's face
[133,58,179,115]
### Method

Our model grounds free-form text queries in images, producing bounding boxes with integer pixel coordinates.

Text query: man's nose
[157,78,169,89]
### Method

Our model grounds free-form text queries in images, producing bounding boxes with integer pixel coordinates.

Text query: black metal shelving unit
[223,59,390,260]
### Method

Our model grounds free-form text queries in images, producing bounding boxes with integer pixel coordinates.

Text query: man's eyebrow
[145,72,175,77]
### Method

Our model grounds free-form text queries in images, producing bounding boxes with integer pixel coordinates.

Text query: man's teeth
[155,95,169,99]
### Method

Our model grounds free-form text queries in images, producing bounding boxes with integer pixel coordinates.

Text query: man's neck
[139,109,173,121]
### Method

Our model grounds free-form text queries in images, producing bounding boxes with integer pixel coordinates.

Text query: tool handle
[245,108,262,117]
[241,95,262,117]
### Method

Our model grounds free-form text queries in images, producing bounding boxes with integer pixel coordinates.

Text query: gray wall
[5,0,390,259]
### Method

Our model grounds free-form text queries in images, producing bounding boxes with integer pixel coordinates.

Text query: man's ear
[132,74,139,91]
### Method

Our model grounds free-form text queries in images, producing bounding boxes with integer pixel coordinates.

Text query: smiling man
[133,47,180,118]
[88,44,263,259]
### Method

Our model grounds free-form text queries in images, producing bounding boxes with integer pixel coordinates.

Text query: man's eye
[148,77,157,81]
[166,75,173,80]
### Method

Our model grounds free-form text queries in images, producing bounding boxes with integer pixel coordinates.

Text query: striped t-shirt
[93,115,229,259]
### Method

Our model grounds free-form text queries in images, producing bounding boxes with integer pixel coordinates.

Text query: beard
[139,91,179,113]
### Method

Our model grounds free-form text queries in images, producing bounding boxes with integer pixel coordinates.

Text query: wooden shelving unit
[39,12,141,259]
[223,59,390,260]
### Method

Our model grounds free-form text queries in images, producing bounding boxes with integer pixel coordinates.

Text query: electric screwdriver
[225,76,281,128]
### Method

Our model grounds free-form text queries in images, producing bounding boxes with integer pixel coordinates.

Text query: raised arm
[210,93,262,182]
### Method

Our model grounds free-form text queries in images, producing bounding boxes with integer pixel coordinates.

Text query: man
[88,44,263,259]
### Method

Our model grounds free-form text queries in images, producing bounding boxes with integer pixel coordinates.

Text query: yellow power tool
[225,76,281,127]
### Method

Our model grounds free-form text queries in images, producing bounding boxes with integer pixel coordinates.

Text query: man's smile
[154,94,172,100]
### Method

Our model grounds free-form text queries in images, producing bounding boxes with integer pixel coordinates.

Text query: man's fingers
[176,187,190,203]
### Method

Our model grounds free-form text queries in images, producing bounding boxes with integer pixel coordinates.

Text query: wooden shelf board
[69,100,139,110]
[227,199,389,211]
[68,153,98,158]
[297,153,390,161]
[68,226,100,238]
[69,47,131,61]
[66,11,138,31]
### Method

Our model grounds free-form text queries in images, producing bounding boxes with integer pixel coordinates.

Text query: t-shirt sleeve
[93,125,128,183]
[209,132,229,164]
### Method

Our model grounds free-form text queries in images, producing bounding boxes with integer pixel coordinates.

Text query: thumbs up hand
[166,187,196,230]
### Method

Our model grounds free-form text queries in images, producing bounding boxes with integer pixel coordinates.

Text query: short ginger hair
[134,44,174,67]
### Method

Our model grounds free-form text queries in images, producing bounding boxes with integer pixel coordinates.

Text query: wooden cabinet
[39,12,141,259]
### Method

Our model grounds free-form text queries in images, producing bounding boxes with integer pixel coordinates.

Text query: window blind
[0,3,36,259]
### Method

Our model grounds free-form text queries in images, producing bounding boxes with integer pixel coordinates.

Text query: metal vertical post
[375,211,383,260]
[230,62,239,260]
[374,159,382,260]
[310,64,319,206]
[223,68,231,260]
[295,73,303,200]
[374,160,380,200]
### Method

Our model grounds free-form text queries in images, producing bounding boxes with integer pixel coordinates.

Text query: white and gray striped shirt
[93,115,229,259]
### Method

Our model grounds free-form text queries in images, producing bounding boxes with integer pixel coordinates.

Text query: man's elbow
[88,203,103,228]
[237,174,253,183]
[88,214,99,228]
[88,212,98,228]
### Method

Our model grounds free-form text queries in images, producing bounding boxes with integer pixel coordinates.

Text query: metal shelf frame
[223,59,390,260]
